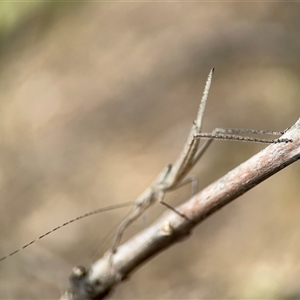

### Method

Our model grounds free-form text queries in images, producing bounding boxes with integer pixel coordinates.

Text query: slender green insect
[0,68,292,266]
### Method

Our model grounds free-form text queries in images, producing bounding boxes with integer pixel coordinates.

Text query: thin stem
[62,118,300,300]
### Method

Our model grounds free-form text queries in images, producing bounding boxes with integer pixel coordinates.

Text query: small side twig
[62,118,300,300]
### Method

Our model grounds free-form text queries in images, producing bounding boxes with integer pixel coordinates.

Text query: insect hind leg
[196,127,293,144]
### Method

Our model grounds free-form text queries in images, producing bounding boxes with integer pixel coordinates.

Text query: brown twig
[62,118,300,300]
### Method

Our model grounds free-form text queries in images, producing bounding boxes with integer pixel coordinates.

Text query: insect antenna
[0,201,133,262]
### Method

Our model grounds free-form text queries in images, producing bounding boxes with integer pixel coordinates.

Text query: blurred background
[0,2,300,299]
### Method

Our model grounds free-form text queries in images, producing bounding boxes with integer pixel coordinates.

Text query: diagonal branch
[62,118,300,300]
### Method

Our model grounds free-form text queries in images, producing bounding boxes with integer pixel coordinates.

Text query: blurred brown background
[1,2,300,299]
